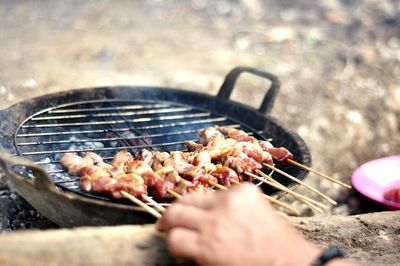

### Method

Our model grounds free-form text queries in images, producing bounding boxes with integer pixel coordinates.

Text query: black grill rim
[0,85,311,205]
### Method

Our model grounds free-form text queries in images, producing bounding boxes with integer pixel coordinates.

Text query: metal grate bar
[21,113,211,128]
[33,125,245,165]
[16,117,228,137]
[48,103,171,114]
[37,156,116,165]
[54,178,80,183]
[21,139,198,156]
[17,124,240,146]
[107,101,153,147]
[47,170,68,174]
[32,107,192,121]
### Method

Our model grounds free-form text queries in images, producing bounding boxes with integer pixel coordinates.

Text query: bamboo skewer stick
[167,189,183,199]
[255,169,285,187]
[120,191,162,219]
[287,159,352,189]
[208,180,228,191]
[208,179,300,215]
[141,194,166,213]
[254,170,326,212]
[263,163,337,205]
[245,171,325,213]
[262,194,300,216]
[230,179,300,216]
[250,170,326,209]
[247,172,325,213]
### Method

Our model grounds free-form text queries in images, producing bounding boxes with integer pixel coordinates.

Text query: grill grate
[14,99,271,202]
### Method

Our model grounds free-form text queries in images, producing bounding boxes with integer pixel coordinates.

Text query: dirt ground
[0,0,399,218]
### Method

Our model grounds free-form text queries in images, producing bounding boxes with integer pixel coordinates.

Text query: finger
[166,228,201,260]
[156,203,209,232]
[177,190,218,209]
[230,182,266,202]
[233,182,261,194]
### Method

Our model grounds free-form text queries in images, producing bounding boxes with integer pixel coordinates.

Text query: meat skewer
[61,150,215,201]
[201,127,340,204]
[204,174,299,215]
[166,189,182,199]
[229,179,300,216]
[254,169,327,210]
[61,147,299,212]
[262,163,337,205]
[245,171,325,213]
[286,159,351,189]
[60,125,337,215]
[219,126,351,188]
[134,148,303,215]
[120,191,161,219]
[208,180,228,191]
[141,195,166,213]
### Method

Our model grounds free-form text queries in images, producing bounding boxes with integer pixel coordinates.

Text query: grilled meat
[211,165,239,187]
[60,153,95,175]
[60,126,296,203]
[112,150,134,166]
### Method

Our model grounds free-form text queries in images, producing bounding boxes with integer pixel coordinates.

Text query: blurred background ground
[0,0,399,228]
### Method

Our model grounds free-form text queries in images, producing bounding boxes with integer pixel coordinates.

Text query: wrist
[289,241,321,266]
[312,247,346,266]
[326,259,357,266]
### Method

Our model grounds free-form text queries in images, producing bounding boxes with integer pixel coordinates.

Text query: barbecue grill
[0,67,311,227]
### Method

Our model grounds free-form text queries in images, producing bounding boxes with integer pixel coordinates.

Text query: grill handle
[0,152,56,192]
[217,66,281,114]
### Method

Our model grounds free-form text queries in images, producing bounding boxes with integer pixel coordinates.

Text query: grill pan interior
[14,99,273,203]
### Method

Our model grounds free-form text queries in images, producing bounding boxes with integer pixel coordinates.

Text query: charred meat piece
[217,147,263,174]
[221,156,262,174]
[259,141,293,162]
[163,151,193,175]
[110,173,147,199]
[198,127,224,145]
[80,166,147,200]
[79,165,112,192]
[234,141,273,165]
[156,166,181,184]
[125,160,161,187]
[211,165,239,187]
[84,152,113,172]
[136,149,154,166]
[108,150,135,178]
[219,127,255,142]
[112,150,134,166]
[266,147,293,162]
[60,153,94,175]
[174,179,195,195]
[152,178,175,200]
[194,173,218,186]
[185,141,204,152]
[192,150,212,166]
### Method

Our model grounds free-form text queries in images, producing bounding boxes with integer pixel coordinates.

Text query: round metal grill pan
[15,99,273,203]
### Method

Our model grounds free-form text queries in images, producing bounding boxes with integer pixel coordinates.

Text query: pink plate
[352,155,400,210]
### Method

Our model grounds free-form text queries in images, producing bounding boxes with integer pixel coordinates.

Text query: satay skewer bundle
[60,127,350,217]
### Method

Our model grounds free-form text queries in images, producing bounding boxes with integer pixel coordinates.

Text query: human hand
[156,183,321,266]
